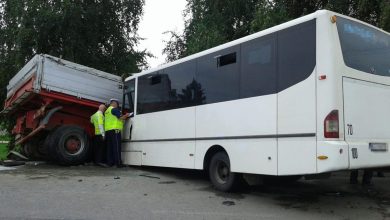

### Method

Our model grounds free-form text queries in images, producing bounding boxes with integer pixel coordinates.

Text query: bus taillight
[324,110,339,138]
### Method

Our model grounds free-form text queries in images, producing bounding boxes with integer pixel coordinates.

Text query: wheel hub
[215,160,230,184]
[65,136,81,154]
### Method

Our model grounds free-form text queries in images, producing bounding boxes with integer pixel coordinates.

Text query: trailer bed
[3,54,123,114]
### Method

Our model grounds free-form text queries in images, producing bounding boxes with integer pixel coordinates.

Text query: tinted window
[164,61,202,109]
[218,52,237,67]
[240,34,277,98]
[137,71,168,114]
[137,61,198,114]
[197,46,240,104]
[277,19,316,91]
[336,16,390,77]
[124,79,135,113]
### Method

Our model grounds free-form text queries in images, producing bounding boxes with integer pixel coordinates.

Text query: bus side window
[277,19,316,91]
[240,33,277,98]
[124,79,135,114]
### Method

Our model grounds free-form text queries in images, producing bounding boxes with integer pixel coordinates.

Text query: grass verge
[0,135,10,160]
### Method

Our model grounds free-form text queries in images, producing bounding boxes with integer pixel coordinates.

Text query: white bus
[121,10,390,191]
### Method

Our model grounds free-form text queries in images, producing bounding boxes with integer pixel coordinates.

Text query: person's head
[98,104,106,112]
[109,98,119,108]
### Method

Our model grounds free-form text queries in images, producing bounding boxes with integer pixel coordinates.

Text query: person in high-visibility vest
[90,104,106,166]
[105,98,132,167]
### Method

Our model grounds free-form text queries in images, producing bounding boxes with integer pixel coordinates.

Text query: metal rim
[63,134,85,156]
[214,159,230,184]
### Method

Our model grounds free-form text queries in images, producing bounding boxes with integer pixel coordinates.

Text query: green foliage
[251,0,389,32]
[164,0,259,62]
[162,30,187,63]
[0,143,8,160]
[380,0,390,31]
[0,136,10,160]
[164,0,390,62]
[0,0,148,126]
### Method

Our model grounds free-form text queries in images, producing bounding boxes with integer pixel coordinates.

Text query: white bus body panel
[277,71,317,175]
[315,12,350,173]
[195,95,277,175]
[127,108,196,169]
[343,77,390,169]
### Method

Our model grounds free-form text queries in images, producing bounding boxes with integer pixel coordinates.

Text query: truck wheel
[45,130,58,162]
[49,125,90,165]
[22,140,44,159]
[209,151,243,192]
[22,143,35,158]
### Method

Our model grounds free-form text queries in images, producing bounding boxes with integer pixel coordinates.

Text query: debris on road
[0,165,15,171]
[222,201,236,206]
[8,151,28,161]
[2,160,25,167]
[25,161,46,166]
[158,181,176,184]
[139,174,160,179]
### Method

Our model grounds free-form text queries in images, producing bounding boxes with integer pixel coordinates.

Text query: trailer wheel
[49,125,90,165]
[45,130,58,161]
[23,138,49,160]
[209,151,243,192]
[22,143,35,158]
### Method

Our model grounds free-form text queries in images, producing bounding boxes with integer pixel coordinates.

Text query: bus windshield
[336,16,390,77]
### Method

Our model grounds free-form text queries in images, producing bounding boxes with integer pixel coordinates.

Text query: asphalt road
[0,164,390,220]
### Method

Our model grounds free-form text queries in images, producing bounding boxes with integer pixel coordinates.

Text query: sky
[137,0,187,69]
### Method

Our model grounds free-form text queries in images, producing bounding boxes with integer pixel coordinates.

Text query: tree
[251,0,390,33]
[164,0,390,62]
[0,0,148,130]
[163,0,261,62]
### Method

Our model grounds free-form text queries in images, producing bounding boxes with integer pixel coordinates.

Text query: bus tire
[49,125,90,165]
[209,151,242,192]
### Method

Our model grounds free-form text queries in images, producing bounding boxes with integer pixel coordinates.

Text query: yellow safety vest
[104,106,122,131]
[90,111,104,135]
[118,119,124,131]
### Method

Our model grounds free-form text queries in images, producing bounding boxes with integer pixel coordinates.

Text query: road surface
[0,164,389,220]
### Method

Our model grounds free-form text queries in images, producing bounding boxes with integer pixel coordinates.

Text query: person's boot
[350,170,359,184]
[362,170,373,186]
[377,172,385,178]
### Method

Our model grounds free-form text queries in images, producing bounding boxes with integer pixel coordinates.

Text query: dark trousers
[92,135,106,164]
[106,130,122,166]
[350,170,373,184]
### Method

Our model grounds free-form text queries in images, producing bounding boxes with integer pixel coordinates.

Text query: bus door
[121,78,142,165]
[343,77,390,169]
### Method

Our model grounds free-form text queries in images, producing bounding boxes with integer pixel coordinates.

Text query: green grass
[0,135,10,160]
[0,143,8,160]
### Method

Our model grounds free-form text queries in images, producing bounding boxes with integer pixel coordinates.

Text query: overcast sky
[137,0,187,69]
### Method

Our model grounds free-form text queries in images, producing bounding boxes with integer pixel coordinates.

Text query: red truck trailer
[2,54,123,165]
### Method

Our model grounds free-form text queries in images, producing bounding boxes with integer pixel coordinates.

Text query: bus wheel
[209,151,242,192]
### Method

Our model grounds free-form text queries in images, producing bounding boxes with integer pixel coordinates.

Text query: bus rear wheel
[209,151,243,192]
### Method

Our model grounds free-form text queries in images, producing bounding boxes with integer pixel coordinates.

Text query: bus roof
[125,9,384,81]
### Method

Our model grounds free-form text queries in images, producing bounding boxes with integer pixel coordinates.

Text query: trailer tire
[209,151,243,192]
[49,125,90,165]
[22,143,35,158]
[45,131,58,161]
